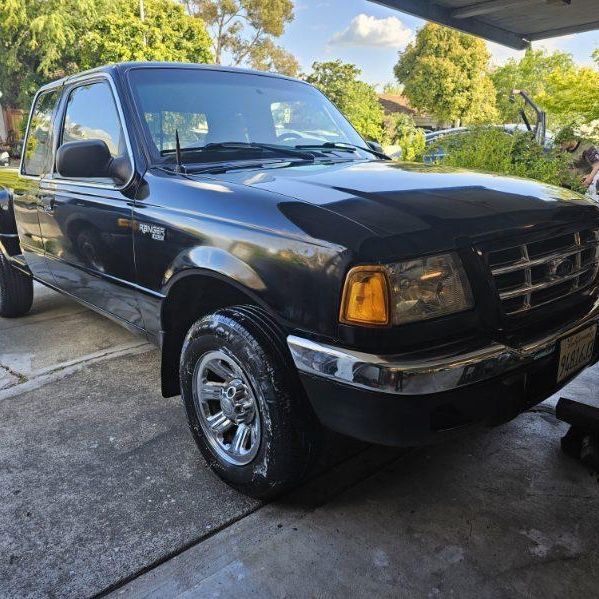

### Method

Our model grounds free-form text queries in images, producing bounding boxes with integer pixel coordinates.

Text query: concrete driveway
[1,285,598,598]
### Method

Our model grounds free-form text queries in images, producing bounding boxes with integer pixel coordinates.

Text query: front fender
[162,246,267,294]
[158,247,271,398]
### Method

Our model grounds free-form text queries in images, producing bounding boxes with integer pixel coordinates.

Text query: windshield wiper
[161,141,316,162]
[295,142,388,159]
[189,158,303,175]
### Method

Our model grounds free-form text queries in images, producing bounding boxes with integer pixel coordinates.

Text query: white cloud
[329,14,414,49]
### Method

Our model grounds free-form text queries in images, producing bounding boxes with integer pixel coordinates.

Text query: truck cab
[2,63,599,498]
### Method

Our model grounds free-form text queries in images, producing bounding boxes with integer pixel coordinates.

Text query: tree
[0,0,96,107]
[491,49,574,123]
[492,48,599,130]
[185,0,299,76]
[0,0,213,109]
[79,0,213,70]
[537,65,599,128]
[247,38,300,78]
[394,23,498,126]
[306,60,384,141]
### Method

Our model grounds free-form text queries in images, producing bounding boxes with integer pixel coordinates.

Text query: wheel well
[160,274,259,397]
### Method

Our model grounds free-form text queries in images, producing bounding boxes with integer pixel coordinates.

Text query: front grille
[483,228,599,316]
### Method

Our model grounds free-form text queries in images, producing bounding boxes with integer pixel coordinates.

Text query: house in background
[0,102,25,156]
[378,94,445,131]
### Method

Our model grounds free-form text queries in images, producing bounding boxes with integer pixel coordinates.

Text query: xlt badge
[139,223,166,241]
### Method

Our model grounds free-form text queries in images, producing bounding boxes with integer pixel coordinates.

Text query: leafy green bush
[383,114,426,161]
[429,127,585,192]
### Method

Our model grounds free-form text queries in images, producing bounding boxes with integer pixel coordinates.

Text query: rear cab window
[21,89,61,177]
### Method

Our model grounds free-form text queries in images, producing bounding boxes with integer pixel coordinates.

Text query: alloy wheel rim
[192,350,261,466]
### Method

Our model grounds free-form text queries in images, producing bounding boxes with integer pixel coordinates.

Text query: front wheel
[0,253,33,318]
[180,306,322,498]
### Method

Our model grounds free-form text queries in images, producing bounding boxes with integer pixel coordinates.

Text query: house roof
[378,94,442,127]
[369,0,599,49]
[378,94,417,116]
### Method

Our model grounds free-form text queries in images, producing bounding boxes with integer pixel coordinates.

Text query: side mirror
[56,140,132,185]
[366,139,384,154]
[57,140,111,179]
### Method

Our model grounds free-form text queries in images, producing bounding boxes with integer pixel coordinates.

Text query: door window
[21,90,60,177]
[61,81,126,160]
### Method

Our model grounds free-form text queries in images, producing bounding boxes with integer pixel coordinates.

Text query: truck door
[38,76,143,329]
[13,88,61,283]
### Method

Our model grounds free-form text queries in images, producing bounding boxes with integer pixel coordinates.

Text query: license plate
[557,324,597,383]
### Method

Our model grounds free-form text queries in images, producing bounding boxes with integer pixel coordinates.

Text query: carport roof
[369,0,599,49]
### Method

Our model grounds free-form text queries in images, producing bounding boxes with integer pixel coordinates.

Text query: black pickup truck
[1,62,599,497]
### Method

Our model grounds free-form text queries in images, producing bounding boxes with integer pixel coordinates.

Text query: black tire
[0,253,33,318]
[180,305,322,498]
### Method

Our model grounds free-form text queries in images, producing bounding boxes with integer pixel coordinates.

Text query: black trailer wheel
[0,253,33,318]
[180,306,322,498]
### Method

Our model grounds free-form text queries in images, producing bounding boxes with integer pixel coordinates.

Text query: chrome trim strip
[499,263,598,300]
[287,302,599,395]
[505,285,597,316]
[491,240,599,275]
[0,233,19,238]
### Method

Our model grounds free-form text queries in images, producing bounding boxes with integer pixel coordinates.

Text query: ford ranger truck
[1,63,598,498]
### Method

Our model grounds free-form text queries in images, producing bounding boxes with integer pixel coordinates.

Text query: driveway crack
[0,364,27,388]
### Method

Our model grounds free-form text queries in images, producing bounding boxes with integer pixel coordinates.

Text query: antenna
[175,129,183,173]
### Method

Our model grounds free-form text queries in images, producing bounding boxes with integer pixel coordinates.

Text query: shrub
[383,114,426,162]
[429,127,585,193]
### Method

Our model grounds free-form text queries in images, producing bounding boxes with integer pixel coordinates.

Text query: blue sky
[279,0,599,88]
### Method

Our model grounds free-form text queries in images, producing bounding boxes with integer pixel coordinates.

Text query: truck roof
[37,62,302,93]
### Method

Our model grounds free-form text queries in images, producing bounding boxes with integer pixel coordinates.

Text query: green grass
[0,168,21,191]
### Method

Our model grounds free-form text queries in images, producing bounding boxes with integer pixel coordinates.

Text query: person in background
[556,126,599,201]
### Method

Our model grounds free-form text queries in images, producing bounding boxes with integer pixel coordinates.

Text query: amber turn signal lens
[340,267,390,325]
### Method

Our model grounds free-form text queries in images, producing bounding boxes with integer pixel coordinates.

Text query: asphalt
[1,285,598,598]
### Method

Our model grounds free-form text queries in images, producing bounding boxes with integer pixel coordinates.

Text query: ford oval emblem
[554,258,575,278]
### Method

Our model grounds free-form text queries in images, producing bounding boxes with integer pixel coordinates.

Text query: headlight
[386,253,474,324]
[340,253,473,326]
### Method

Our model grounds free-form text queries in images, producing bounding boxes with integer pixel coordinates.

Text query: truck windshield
[127,67,368,163]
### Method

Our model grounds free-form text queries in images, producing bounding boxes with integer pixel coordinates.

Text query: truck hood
[206,160,599,259]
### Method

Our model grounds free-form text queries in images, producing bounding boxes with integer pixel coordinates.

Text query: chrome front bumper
[287,302,599,396]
